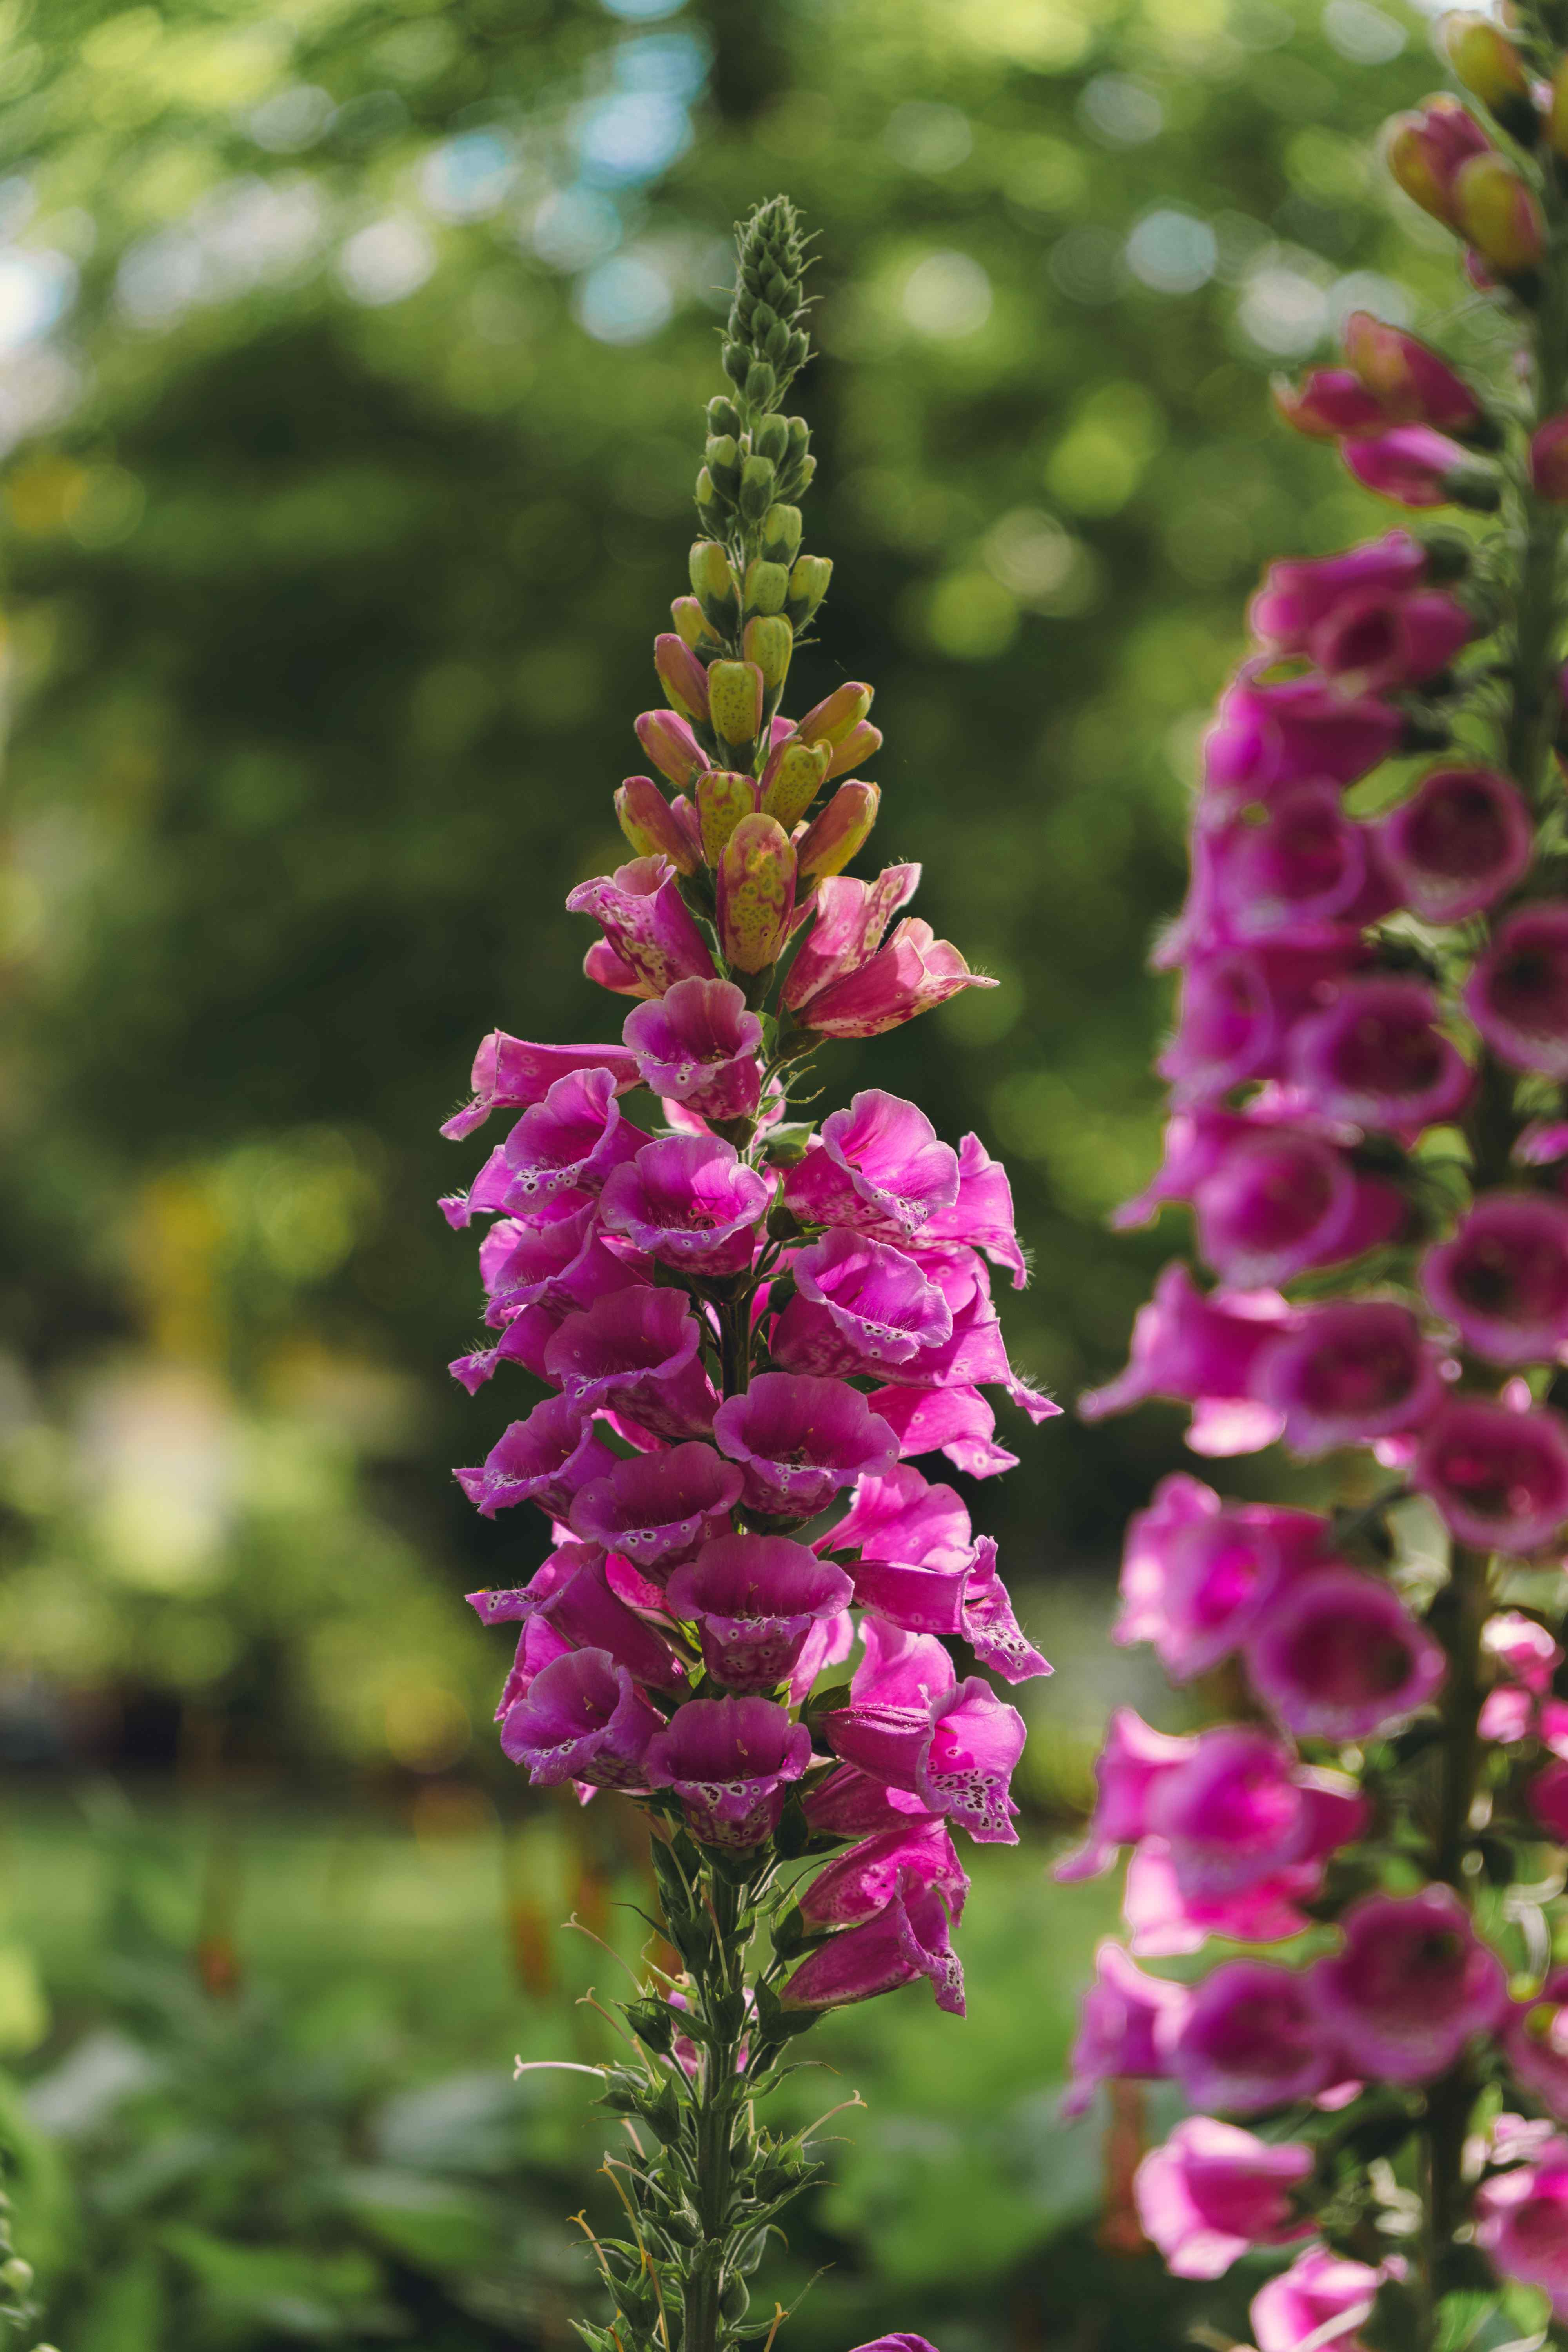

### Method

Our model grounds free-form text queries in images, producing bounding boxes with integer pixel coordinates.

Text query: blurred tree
[0,0,1468,1764]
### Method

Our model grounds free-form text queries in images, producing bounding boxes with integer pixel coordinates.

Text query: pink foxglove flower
[621,976,764,1120]
[796,1818,970,1928]
[1421,1191,1568,1365]
[598,1134,772,1274]
[1250,2247,1388,2352]
[781,1089,960,1241]
[1308,1886,1509,2084]
[1078,1263,1291,1453]
[1250,1298,1446,1457]
[712,1372,899,1516]
[1134,2118,1314,2279]
[1412,1397,1568,1552]
[1466,905,1568,1078]
[456,1396,618,1520]
[1243,1565,1446,1740]
[1504,1973,1568,2122]
[1475,2142,1568,2319]
[566,1441,744,1569]
[664,1535,851,1690]
[1170,1958,1346,2114]
[781,1869,965,2016]
[644,1695,811,1847]
[1062,1939,1191,2118]
[1285,976,1474,1139]
[771,1227,953,1377]
[1113,1474,1330,1680]
[1377,766,1532,925]
[499,1649,664,1788]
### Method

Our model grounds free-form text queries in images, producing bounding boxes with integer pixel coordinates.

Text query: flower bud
[705,433,742,497]
[742,557,790,617]
[1385,94,1492,225]
[1443,13,1535,141]
[1272,367,1389,440]
[721,339,748,386]
[753,413,789,465]
[761,736,832,828]
[671,595,720,653]
[635,709,710,790]
[795,680,874,748]
[654,632,710,722]
[1453,152,1544,280]
[689,539,741,633]
[707,658,765,757]
[825,718,884,780]
[761,503,802,563]
[696,769,761,865]
[716,812,796,972]
[786,553,833,628]
[617,775,701,873]
[1533,415,1568,500]
[744,359,776,411]
[706,393,742,438]
[797,781,881,881]
[1341,311,1487,439]
[739,453,776,520]
[695,468,725,538]
[1341,424,1501,510]
[742,614,793,695]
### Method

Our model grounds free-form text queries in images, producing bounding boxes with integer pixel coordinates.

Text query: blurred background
[0,0,1481,2343]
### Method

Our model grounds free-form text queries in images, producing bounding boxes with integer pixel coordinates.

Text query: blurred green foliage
[0,0,1481,1770]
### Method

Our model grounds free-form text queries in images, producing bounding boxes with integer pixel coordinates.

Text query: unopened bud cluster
[1069,4,1568,2343]
[439,198,1055,2352]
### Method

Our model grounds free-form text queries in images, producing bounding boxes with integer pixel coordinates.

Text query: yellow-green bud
[705,434,741,497]
[742,557,790,617]
[742,613,793,694]
[689,539,740,632]
[695,468,725,536]
[797,780,880,881]
[752,413,789,465]
[1443,14,1535,139]
[671,595,720,654]
[796,680,873,748]
[617,776,700,873]
[695,769,760,865]
[706,393,742,438]
[739,454,775,521]
[716,812,795,972]
[761,737,831,829]
[707,658,764,756]
[786,554,833,630]
[761,503,802,564]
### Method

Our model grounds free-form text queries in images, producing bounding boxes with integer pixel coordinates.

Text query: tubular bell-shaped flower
[1060,25,1568,2334]
[438,196,1052,2351]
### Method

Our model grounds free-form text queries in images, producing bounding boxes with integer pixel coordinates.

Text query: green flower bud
[0,2260,33,2296]
[742,557,790,617]
[708,658,765,755]
[722,340,748,385]
[706,393,742,437]
[761,736,831,828]
[690,539,741,632]
[671,594,720,654]
[695,468,726,537]
[705,433,741,497]
[786,554,832,629]
[752,412,789,466]
[720,2276,751,2323]
[744,358,777,411]
[761,503,802,563]
[696,768,760,865]
[742,613,792,695]
[739,455,775,521]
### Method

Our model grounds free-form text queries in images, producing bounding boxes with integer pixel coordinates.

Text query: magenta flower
[1114,1474,1331,1681]
[477,1200,641,1325]
[664,1535,851,1690]
[868,1381,1022,1477]
[621,977,763,1121]
[1159,941,1368,1104]
[1286,977,1474,1140]
[1486,1608,1563,1693]
[1421,1191,1568,1365]
[453,1068,644,1226]
[1170,1958,1344,2113]
[821,1674,1027,1844]
[1250,1299,1446,1457]
[1147,1726,1366,1900]
[797,1818,970,1928]
[519,1543,685,1691]
[1273,365,1389,437]
[918,1132,1027,1287]
[1061,1939,1190,2118]
[643,1695,811,1846]
[1341,311,1486,438]
[1475,2140,1568,2319]
[566,1441,743,1569]
[1248,533,1428,648]
[712,1371,898,1516]
[1201,666,1403,824]
[1341,422,1478,505]
[1171,786,1390,956]
[781,1868,965,2016]
[1528,1757,1568,1840]
[772,1228,953,1378]
[791,912,997,1038]
[1504,1971,1568,2122]
[1122,1840,1325,1957]
[1466,905,1568,1078]
[1412,1397,1568,1551]
[1377,766,1532,925]
[782,1090,960,1243]
[801,1765,935,1839]
[499,1648,664,1788]
[828,1465,1049,1682]
[1194,1124,1403,1289]
[456,1395,619,1521]
[1134,2118,1314,2279]
[599,1136,771,1276]
[544,1287,717,1439]
[1054,1707,1198,1883]
[440,1033,640,1142]
[1079,1262,1291,1455]
[634,707,709,789]
[1244,1566,1446,1740]
[1311,586,1473,698]
[566,856,716,998]
[1250,2247,1387,2352]
[1308,1886,1509,2084]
